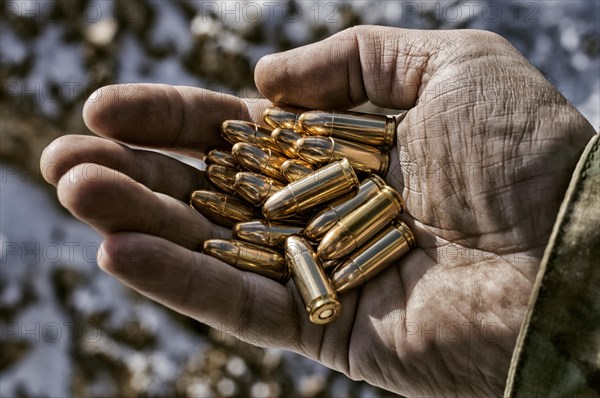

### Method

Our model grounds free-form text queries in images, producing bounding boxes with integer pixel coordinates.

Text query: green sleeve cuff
[505,133,600,397]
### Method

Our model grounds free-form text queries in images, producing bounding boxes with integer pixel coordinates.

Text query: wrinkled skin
[40,27,595,397]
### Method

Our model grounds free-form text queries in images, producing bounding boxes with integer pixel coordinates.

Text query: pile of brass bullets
[190,107,416,325]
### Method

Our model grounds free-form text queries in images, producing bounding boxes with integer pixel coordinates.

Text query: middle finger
[57,163,230,249]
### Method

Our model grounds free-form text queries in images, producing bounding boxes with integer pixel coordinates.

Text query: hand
[40,26,595,397]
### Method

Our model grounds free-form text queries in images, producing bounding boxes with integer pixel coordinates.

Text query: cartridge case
[281,159,314,182]
[221,120,280,153]
[285,235,341,324]
[317,186,406,260]
[206,164,238,195]
[304,175,387,240]
[190,190,260,228]
[206,149,238,169]
[233,172,286,206]
[299,110,403,148]
[295,136,389,176]
[280,211,318,227]
[322,259,343,273]
[271,127,306,158]
[233,220,303,248]
[231,142,287,182]
[203,239,289,283]
[263,159,359,220]
[262,106,304,130]
[331,221,416,294]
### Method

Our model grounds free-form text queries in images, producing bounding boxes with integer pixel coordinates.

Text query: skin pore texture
[40,26,596,396]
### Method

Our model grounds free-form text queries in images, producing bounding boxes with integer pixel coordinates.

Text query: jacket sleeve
[504,133,600,398]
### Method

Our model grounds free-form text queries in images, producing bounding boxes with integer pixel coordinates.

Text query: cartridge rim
[366,174,387,190]
[279,269,292,284]
[378,150,390,176]
[308,295,342,324]
[392,220,416,249]
[383,116,397,148]
[381,186,406,214]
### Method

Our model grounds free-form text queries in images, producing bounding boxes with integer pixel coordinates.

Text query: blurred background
[1,1,598,397]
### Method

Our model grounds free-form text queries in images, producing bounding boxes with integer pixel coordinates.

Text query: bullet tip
[330,260,363,294]
[317,223,356,261]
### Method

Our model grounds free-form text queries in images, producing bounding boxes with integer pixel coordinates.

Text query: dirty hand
[41,26,595,397]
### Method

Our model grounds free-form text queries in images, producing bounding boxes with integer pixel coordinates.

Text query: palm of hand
[331,52,592,396]
[41,27,595,398]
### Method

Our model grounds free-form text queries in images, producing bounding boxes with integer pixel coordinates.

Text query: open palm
[41,27,595,397]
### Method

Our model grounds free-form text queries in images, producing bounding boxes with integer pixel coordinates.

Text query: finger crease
[169,87,187,150]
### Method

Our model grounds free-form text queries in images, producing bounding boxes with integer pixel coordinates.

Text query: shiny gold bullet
[281,159,314,182]
[206,164,238,195]
[317,186,406,260]
[233,219,303,248]
[203,239,289,283]
[263,159,359,220]
[206,149,238,169]
[233,172,285,206]
[304,175,387,240]
[263,106,304,130]
[322,259,343,273]
[299,110,405,148]
[221,120,280,153]
[231,142,287,182]
[331,221,416,294]
[190,190,260,228]
[295,136,389,176]
[271,127,306,158]
[285,235,341,324]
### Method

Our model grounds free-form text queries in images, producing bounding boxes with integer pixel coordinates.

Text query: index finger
[83,84,272,156]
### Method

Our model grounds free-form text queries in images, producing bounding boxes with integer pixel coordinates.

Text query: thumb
[255,26,517,111]
[255,25,447,110]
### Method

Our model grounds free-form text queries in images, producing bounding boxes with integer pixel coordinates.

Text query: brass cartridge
[262,106,304,130]
[206,164,238,195]
[271,127,306,158]
[322,259,343,273]
[263,159,359,220]
[299,110,404,147]
[317,186,405,260]
[281,159,314,182]
[203,239,289,283]
[295,136,389,176]
[233,220,303,248]
[231,142,287,182]
[331,222,416,294]
[190,190,260,228]
[304,175,387,240]
[233,172,285,206]
[221,120,280,152]
[285,235,341,324]
[206,149,238,169]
